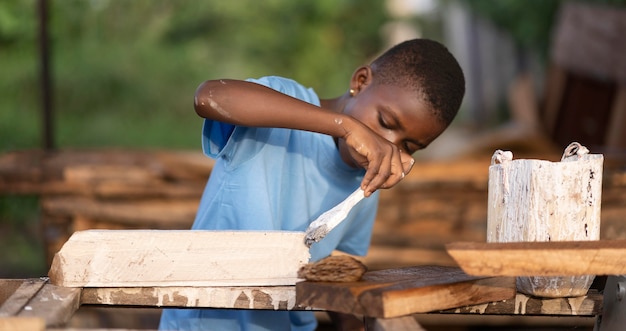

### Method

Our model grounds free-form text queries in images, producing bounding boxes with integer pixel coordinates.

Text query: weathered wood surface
[446,240,626,277]
[41,196,198,228]
[0,149,212,196]
[297,265,515,319]
[298,255,367,282]
[80,284,602,317]
[81,286,297,310]
[487,151,603,244]
[440,290,603,316]
[3,149,626,274]
[49,230,311,287]
[0,278,81,328]
[0,279,47,317]
[487,148,603,297]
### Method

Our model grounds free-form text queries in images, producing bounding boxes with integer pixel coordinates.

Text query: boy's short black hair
[370,39,465,126]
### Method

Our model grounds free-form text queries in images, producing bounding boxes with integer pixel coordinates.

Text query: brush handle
[304,188,365,247]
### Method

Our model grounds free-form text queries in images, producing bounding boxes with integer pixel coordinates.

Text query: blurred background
[1,0,626,329]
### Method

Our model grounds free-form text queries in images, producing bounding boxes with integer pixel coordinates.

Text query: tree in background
[0,0,388,150]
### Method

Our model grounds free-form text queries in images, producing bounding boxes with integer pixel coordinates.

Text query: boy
[159,38,465,331]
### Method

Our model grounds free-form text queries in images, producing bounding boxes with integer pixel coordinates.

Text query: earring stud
[349,89,355,96]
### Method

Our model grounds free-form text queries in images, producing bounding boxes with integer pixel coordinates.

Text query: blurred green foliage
[0,195,44,277]
[0,0,388,152]
[0,0,390,277]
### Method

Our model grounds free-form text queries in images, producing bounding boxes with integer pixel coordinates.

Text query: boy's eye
[377,113,386,128]
[378,112,391,129]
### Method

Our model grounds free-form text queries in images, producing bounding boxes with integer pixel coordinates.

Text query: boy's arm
[194,79,412,196]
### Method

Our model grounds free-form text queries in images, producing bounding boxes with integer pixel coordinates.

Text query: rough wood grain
[487,153,603,244]
[440,290,602,316]
[0,278,47,317]
[49,230,311,287]
[487,149,603,297]
[41,196,199,228]
[0,278,81,328]
[17,283,81,327]
[446,240,626,277]
[298,255,367,282]
[296,265,515,318]
[81,286,298,310]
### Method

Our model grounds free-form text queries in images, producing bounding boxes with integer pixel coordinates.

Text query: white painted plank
[81,286,299,310]
[49,230,311,287]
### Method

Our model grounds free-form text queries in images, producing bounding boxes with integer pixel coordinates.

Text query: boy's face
[340,82,447,163]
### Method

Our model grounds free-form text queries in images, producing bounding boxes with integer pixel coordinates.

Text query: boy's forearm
[194,79,352,139]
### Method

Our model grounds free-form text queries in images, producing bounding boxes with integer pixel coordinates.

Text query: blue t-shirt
[159,76,379,331]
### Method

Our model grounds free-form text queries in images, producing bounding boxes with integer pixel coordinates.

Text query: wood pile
[0,149,211,265]
[1,149,625,271]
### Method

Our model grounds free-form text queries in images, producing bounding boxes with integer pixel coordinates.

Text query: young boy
[159,38,465,331]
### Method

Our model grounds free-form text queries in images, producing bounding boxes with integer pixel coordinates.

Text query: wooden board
[0,317,45,331]
[440,290,602,316]
[296,265,515,318]
[81,286,297,310]
[0,278,81,328]
[49,230,311,287]
[446,240,626,276]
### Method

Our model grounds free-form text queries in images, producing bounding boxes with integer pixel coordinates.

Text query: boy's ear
[349,66,373,95]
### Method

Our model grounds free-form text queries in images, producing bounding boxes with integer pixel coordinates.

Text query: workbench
[1,273,624,331]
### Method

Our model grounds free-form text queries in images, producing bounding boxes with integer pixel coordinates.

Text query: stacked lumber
[1,149,626,272]
[0,149,212,265]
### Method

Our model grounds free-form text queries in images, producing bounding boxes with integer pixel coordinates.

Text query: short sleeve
[200,76,319,159]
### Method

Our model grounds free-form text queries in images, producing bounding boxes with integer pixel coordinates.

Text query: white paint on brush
[304,188,365,247]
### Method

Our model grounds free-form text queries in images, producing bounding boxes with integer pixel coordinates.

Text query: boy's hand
[339,120,415,197]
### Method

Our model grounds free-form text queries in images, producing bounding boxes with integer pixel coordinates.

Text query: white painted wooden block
[487,143,603,297]
[49,230,311,287]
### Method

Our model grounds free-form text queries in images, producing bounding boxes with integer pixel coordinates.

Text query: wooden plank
[0,279,47,317]
[16,283,81,327]
[364,246,456,270]
[0,280,25,305]
[81,286,298,310]
[41,196,199,227]
[440,290,602,316]
[0,279,81,328]
[49,230,310,287]
[446,240,626,277]
[0,317,45,331]
[296,265,515,318]
[63,164,162,184]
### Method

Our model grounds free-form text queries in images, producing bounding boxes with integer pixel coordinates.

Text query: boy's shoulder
[248,76,319,105]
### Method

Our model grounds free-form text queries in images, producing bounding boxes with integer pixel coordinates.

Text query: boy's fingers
[362,157,388,196]
[401,153,416,176]
[372,151,413,193]
[362,148,408,196]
